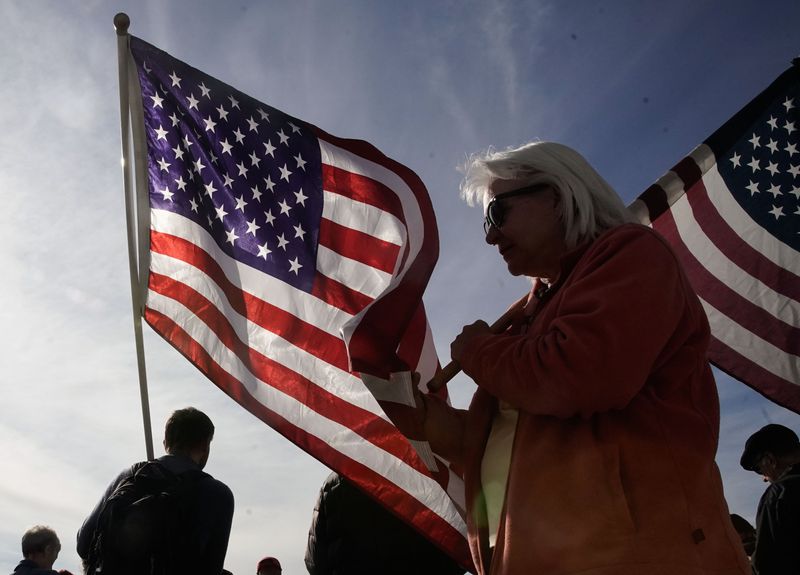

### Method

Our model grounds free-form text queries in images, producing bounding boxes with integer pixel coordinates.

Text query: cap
[740,424,799,471]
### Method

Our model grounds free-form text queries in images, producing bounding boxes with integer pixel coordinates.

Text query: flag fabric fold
[630,61,800,413]
[124,35,470,567]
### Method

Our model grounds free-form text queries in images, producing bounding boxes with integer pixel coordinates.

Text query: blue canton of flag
[132,37,323,292]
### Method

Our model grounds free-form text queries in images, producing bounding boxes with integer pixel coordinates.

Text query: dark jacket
[752,463,800,575]
[305,472,464,575]
[76,454,234,575]
[10,559,58,575]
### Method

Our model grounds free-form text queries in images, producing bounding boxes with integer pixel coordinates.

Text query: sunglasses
[483,184,550,234]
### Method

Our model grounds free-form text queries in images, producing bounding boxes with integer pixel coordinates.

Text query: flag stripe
[315,244,392,299]
[143,306,467,543]
[321,190,405,246]
[319,218,401,273]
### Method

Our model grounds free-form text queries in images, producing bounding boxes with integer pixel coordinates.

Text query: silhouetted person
[256,557,281,575]
[740,423,800,574]
[729,514,756,557]
[305,472,464,575]
[11,525,73,575]
[77,407,234,575]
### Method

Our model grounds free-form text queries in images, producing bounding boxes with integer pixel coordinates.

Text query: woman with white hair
[410,142,750,574]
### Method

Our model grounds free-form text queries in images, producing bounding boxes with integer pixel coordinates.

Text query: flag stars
[225,227,239,246]
[247,116,259,132]
[293,224,306,241]
[288,122,301,134]
[767,184,782,198]
[157,157,171,172]
[767,139,779,154]
[784,97,795,112]
[766,161,780,177]
[172,145,185,161]
[154,125,169,141]
[189,198,199,212]
[199,82,211,98]
[265,210,276,226]
[278,199,291,215]
[264,175,276,193]
[175,176,188,191]
[229,95,240,109]
[749,134,761,148]
[288,257,303,275]
[257,108,270,121]
[730,152,741,168]
[249,151,261,168]
[277,234,289,250]
[263,140,276,157]
[251,185,263,203]
[246,219,261,236]
[233,128,246,144]
[204,116,217,132]
[217,105,229,122]
[169,113,181,127]
[150,92,164,109]
[277,129,290,145]
[767,116,778,130]
[279,164,292,182]
[769,205,785,220]
[215,204,228,222]
[236,161,248,178]
[786,142,798,157]
[784,121,796,136]
[294,153,307,171]
[204,180,218,198]
[235,196,248,212]
[183,134,194,148]
[186,94,199,110]
[169,71,182,87]
[159,186,174,201]
[220,139,233,155]
[294,188,308,206]
[789,164,800,178]
[257,242,272,259]
[792,185,800,200]
[193,158,206,174]
[746,180,760,195]
[223,174,234,189]
[747,157,761,172]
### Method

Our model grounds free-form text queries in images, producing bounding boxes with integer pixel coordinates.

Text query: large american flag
[124,36,470,566]
[630,62,800,413]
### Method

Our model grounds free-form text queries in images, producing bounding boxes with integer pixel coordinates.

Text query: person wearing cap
[740,423,800,574]
[256,556,281,575]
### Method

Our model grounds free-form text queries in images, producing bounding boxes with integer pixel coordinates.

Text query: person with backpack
[76,407,234,575]
[740,424,800,575]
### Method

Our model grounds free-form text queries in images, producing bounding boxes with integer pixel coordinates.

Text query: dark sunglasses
[483,184,549,234]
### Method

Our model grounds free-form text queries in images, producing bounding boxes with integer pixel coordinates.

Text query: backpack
[85,460,206,575]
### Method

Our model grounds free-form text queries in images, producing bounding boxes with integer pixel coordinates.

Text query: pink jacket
[426,224,749,575]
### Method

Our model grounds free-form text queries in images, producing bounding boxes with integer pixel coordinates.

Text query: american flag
[631,62,800,413]
[125,36,470,566]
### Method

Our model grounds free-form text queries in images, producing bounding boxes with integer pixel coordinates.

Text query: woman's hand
[451,320,492,363]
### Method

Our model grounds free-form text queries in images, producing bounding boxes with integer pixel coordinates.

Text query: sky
[0,1,798,574]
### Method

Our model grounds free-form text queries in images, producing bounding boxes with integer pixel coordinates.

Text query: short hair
[460,141,635,249]
[21,525,59,557]
[164,407,215,453]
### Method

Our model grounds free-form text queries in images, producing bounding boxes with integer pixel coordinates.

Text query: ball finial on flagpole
[114,12,130,35]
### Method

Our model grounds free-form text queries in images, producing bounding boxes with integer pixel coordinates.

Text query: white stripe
[147,289,467,535]
[147,255,387,418]
[416,319,440,386]
[151,209,353,337]
[322,191,405,246]
[700,297,800,383]
[316,244,392,299]
[671,193,800,323]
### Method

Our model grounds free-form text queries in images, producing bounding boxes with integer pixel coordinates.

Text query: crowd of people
[9,142,797,575]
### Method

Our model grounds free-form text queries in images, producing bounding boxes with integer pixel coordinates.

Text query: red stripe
[146,277,430,473]
[144,307,471,568]
[653,209,800,356]
[709,335,800,413]
[675,158,800,301]
[319,218,400,274]
[151,231,351,369]
[322,163,405,221]
[311,272,374,316]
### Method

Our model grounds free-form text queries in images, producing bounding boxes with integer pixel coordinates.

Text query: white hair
[460,141,635,248]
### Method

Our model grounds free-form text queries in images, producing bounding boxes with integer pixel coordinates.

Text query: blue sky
[0,1,798,574]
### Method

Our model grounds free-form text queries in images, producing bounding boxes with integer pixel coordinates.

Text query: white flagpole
[115,12,155,461]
